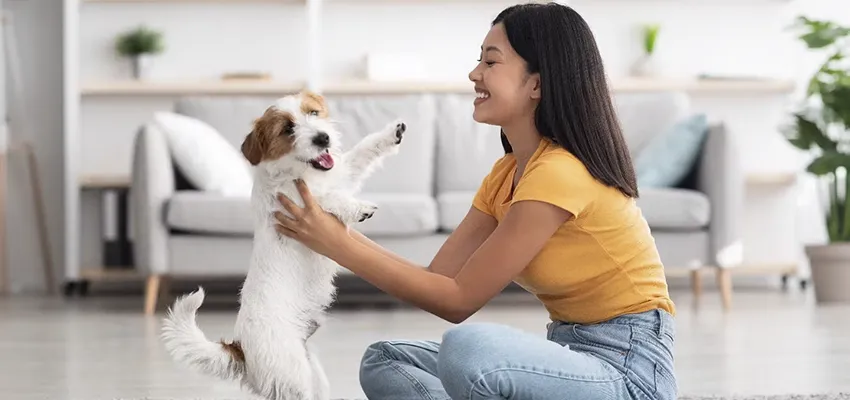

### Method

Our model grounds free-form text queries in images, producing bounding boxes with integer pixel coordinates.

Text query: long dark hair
[493,3,638,198]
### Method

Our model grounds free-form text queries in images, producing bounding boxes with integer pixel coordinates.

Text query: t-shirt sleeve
[511,153,598,217]
[471,172,494,216]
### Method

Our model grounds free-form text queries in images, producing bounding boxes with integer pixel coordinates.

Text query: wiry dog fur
[160,90,406,400]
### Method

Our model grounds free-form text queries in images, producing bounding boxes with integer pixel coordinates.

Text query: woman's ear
[529,73,542,100]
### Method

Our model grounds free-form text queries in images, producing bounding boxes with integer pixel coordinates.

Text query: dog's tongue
[316,152,334,169]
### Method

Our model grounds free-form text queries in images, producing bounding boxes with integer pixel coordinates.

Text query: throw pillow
[634,113,708,188]
[152,111,253,197]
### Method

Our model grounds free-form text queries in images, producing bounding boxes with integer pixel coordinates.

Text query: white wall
[4,0,65,293]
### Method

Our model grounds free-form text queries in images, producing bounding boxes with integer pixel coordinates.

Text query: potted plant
[783,16,850,303]
[115,25,164,80]
[631,23,661,77]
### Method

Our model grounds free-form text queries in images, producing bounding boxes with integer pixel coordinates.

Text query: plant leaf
[786,114,836,151]
[806,152,850,175]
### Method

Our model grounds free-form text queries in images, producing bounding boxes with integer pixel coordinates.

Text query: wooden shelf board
[81,77,795,96]
[746,172,797,186]
[81,80,306,96]
[80,174,131,189]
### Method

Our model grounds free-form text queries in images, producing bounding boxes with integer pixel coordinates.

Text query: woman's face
[468,23,540,127]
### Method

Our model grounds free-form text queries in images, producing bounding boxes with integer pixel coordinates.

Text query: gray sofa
[131,91,743,314]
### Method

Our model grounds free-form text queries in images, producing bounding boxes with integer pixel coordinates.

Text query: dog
[160,90,406,400]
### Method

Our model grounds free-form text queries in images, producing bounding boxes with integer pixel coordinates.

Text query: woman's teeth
[475,91,490,99]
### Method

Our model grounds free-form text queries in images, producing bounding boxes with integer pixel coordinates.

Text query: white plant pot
[805,243,850,303]
[131,54,152,80]
[630,54,659,77]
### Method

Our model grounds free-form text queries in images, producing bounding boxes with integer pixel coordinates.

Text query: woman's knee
[359,341,391,391]
[437,323,509,396]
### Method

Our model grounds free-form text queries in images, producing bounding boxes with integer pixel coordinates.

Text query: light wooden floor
[1,288,848,400]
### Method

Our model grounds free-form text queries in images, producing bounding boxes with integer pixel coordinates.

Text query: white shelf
[82,79,306,96]
[81,77,796,96]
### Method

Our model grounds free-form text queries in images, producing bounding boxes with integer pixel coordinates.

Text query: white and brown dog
[160,90,405,400]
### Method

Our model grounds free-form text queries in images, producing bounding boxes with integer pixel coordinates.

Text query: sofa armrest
[696,122,745,268]
[130,123,174,275]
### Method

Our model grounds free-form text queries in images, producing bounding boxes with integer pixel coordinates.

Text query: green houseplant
[631,23,661,77]
[115,25,164,80]
[783,16,850,302]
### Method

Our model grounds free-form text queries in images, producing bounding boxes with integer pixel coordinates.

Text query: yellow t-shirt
[472,137,675,324]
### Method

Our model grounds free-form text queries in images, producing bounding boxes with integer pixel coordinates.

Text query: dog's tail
[161,287,245,381]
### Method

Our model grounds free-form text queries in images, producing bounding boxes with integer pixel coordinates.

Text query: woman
[274,3,677,400]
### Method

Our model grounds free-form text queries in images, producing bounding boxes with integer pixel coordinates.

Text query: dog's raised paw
[394,122,406,144]
[357,202,378,222]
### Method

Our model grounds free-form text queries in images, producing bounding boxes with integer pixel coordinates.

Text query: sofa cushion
[174,96,280,149]
[166,191,253,236]
[434,94,506,194]
[437,191,475,231]
[166,191,439,237]
[324,95,437,196]
[635,114,708,188]
[637,188,710,230]
[613,92,691,159]
[356,193,439,237]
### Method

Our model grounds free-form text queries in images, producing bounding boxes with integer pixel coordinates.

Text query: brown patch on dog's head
[241,107,296,166]
[220,339,245,363]
[299,90,328,119]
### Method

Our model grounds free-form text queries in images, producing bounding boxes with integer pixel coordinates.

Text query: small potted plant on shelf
[631,23,660,77]
[783,16,850,303]
[115,25,164,80]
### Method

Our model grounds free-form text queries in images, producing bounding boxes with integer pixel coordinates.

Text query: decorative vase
[131,54,152,80]
[805,242,850,303]
[630,54,659,77]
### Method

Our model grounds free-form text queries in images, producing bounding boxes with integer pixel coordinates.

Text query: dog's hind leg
[341,120,406,186]
[306,343,330,400]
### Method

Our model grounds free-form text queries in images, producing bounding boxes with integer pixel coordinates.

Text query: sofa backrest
[171,90,692,199]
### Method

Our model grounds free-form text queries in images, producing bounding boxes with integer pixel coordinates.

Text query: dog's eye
[308,110,319,117]
[282,122,295,136]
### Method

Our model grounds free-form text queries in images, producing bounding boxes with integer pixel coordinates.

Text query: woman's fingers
[275,223,296,238]
[294,179,316,211]
[277,193,303,218]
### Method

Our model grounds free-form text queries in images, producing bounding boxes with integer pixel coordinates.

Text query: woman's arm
[425,207,498,277]
[275,181,571,323]
[347,206,496,278]
[331,200,569,323]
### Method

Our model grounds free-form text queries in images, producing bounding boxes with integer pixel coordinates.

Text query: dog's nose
[312,132,330,148]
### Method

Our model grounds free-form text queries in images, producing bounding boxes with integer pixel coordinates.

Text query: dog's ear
[241,131,263,166]
[300,90,328,118]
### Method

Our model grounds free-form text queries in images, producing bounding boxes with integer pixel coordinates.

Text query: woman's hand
[274,179,352,259]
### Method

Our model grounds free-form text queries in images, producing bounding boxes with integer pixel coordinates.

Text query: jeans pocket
[653,362,678,400]
[571,324,630,366]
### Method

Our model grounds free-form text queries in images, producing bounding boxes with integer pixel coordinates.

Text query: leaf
[786,114,836,151]
[828,177,841,241]
[792,16,850,49]
[806,152,850,175]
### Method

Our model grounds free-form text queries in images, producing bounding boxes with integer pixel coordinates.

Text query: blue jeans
[359,309,677,400]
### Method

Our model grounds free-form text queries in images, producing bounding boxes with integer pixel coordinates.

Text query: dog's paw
[379,119,405,147]
[356,201,378,222]
[392,121,406,144]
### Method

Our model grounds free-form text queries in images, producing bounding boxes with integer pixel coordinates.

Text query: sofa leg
[690,269,702,306]
[716,268,733,310]
[144,275,162,315]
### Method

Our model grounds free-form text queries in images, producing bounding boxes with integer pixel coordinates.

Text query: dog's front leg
[319,192,377,226]
[342,120,406,186]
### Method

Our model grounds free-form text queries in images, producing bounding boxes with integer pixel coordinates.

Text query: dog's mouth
[309,149,334,171]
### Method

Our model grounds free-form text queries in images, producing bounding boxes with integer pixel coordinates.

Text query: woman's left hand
[274,179,351,259]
